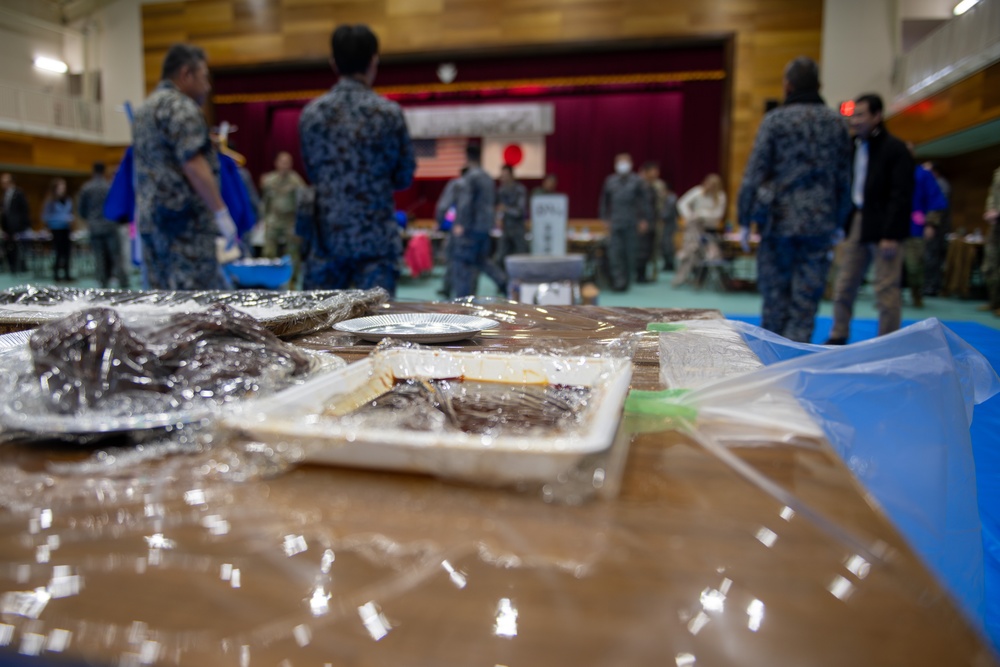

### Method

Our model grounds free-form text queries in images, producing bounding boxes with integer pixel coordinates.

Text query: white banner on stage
[530,193,568,256]
[404,103,554,139]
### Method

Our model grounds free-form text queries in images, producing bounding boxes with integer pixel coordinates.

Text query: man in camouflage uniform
[495,164,528,266]
[599,153,653,292]
[298,24,415,296]
[133,43,237,290]
[261,151,306,280]
[450,144,505,298]
[77,162,128,288]
[981,165,1000,315]
[738,57,852,343]
[639,160,668,280]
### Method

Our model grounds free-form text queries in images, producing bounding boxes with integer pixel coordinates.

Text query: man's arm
[637,180,653,233]
[392,111,417,191]
[76,188,90,222]
[182,154,225,212]
[879,141,914,257]
[599,178,611,221]
[985,167,1000,223]
[834,126,853,230]
[883,141,915,240]
[454,175,474,236]
[737,119,773,228]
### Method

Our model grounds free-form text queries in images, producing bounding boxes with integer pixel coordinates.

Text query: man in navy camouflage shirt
[298,24,415,296]
[737,56,852,342]
[133,43,237,290]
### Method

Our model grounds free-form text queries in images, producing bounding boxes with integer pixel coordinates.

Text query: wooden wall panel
[0,132,129,231]
[0,132,127,173]
[886,61,1000,145]
[934,143,1000,236]
[142,0,825,218]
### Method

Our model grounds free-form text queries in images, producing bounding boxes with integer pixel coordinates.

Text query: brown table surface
[0,301,994,666]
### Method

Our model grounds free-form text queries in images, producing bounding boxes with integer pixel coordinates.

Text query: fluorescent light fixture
[953,0,981,15]
[33,57,68,74]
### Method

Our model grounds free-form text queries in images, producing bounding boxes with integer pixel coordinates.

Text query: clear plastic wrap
[633,317,1000,636]
[0,310,992,666]
[0,285,389,338]
[0,306,345,438]
[218,336,637,501]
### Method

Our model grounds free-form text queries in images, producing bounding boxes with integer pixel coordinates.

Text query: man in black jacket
[0,172,30,274]
[826,94,914,344]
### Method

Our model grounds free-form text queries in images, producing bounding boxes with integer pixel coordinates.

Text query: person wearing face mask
[599,153,653,291]
[298,24,415,296]
[672,174,727,287]
[133,43,236,289]
[826,93,914,343]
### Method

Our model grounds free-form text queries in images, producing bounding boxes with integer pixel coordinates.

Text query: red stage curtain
[216,85,721,221]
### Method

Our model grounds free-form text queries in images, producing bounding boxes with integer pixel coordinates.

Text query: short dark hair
[641,160,659,172]
[161,43,207,81]
[466,144,481,163]
[501,164,514,175]
[855,93,884,116]
[92,162,106,175]
[331,25,379,76]
[784,56,820,93]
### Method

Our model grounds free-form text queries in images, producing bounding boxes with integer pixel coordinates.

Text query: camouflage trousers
[302,254,398,297]
[830,212,904,339]
[141,228,226,291]
[263,214,302,285]
[757,234,832,343]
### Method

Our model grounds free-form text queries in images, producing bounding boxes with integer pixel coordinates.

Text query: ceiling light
[953,0,981,15]
[33,57,68,74]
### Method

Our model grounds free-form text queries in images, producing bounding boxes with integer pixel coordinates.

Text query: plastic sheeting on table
[633,317,1000,637]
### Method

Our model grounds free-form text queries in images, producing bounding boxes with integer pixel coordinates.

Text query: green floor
[394,264,1000,332]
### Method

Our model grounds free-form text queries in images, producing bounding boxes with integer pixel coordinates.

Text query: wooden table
[943,235,985,299]
[0,301,993,666]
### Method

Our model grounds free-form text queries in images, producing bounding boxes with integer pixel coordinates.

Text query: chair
[691,230,731,291]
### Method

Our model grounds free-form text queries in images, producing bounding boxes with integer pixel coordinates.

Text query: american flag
[414,137,468,179]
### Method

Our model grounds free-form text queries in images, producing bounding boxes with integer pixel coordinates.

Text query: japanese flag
[482,135,546,179]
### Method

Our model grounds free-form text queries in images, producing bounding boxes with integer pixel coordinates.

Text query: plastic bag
[630,318,1000,633]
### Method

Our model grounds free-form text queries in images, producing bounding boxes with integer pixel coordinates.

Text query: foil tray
[0,330,346,436]
[333,313,500,343]
[0,286,389,338]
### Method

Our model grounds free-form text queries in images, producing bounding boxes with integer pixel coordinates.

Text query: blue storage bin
[224,256,293,289]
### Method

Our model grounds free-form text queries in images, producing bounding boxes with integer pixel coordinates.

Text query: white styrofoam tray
[221,348,633,484]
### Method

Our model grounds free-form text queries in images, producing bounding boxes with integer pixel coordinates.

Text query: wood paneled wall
[886,61,1000,145]
[934,143,1000,235]
[0,131,127,174]
[141,0,825,217]
[0,131,128,229]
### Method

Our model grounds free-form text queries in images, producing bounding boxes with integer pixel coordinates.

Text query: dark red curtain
[213,43,727,218]
[216,85,721,219]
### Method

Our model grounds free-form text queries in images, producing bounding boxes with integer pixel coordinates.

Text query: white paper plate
[333,313,500,343]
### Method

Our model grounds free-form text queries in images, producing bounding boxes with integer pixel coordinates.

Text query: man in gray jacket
[77,162,129,288]
[450,145,505,298]
[599,153,653,291]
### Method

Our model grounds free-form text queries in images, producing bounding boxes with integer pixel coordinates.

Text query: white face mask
[615,161,632,175]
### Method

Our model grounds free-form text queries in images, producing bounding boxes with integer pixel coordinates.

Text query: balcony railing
[0,82,103,139]
[892,0,1000,111]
